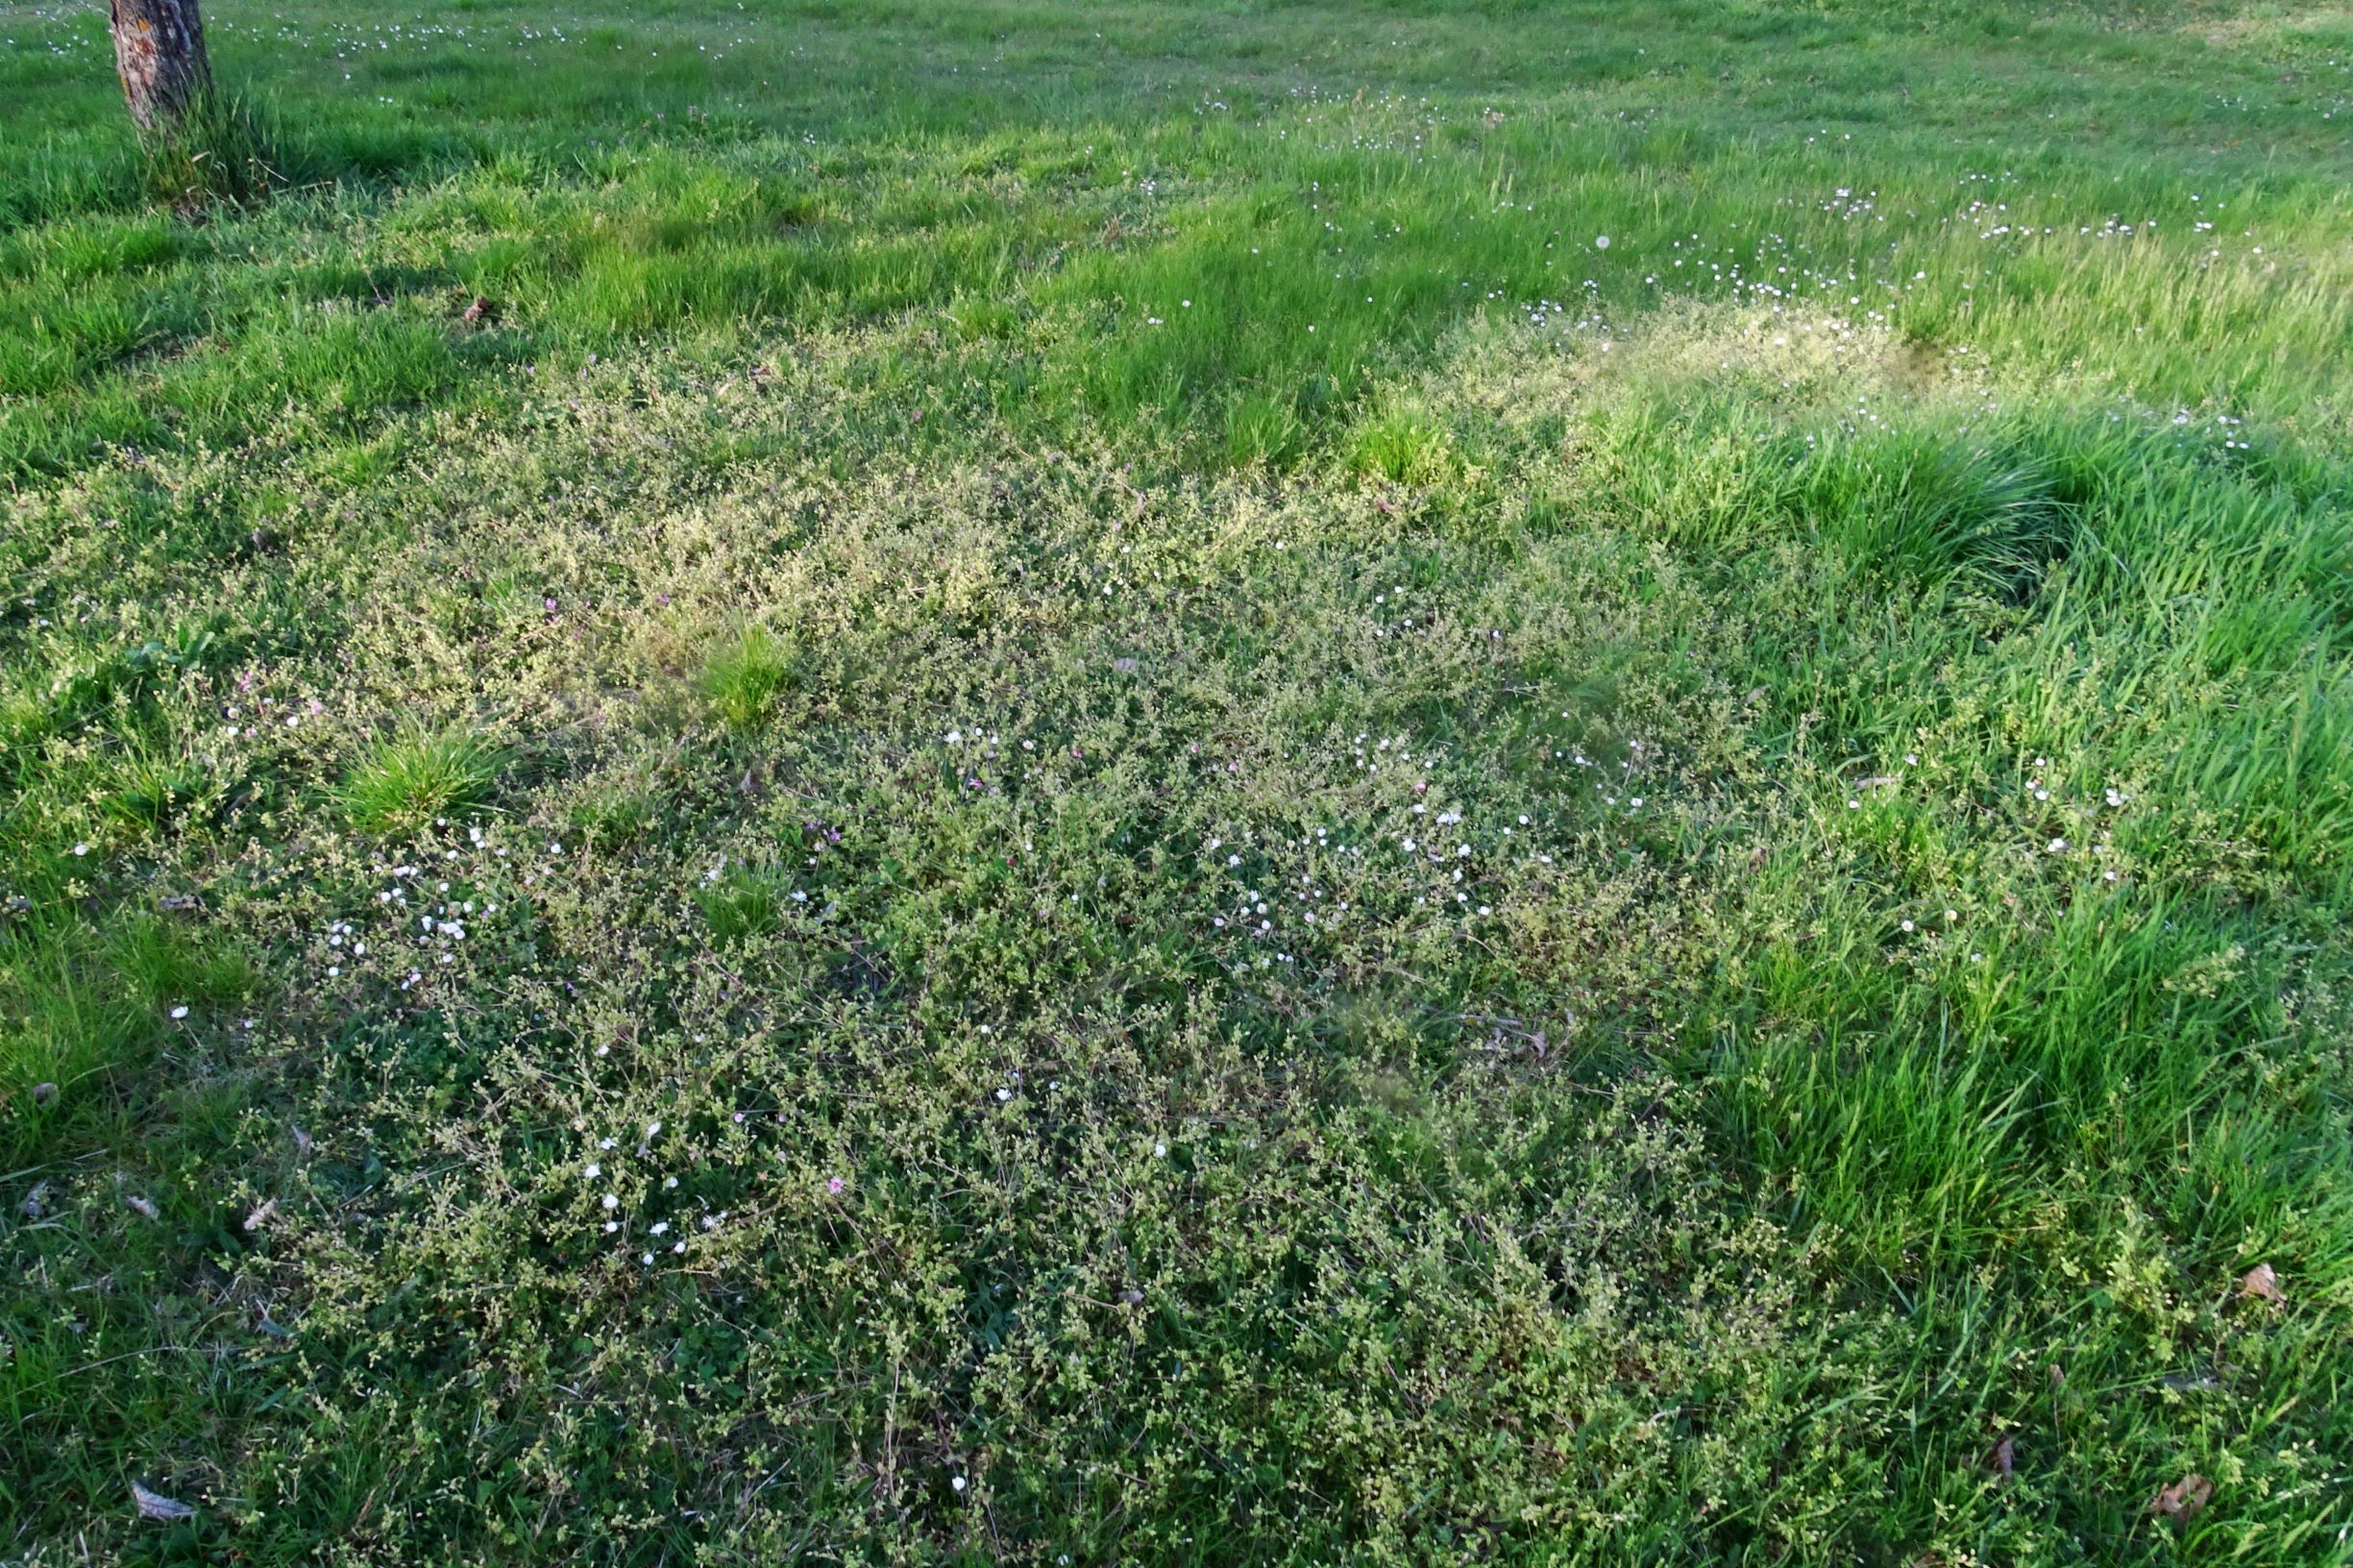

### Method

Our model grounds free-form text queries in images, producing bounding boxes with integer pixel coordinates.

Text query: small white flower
[1153,1142,1168,1159]
[951,1476,968,1492]
[1900,919,1915,932]
[72,843,89,856]
[169,1005,189,1019]
[601,1194,619,1211]
[650,1222,670,1236]
[1594,233,1610,249]
[584,1162,601,1178]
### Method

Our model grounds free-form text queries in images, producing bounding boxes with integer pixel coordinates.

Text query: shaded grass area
[5,1,2353,1563]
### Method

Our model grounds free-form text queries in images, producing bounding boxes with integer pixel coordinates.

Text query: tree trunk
[110,0,212,133]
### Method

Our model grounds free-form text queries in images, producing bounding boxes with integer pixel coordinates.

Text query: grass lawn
[5,0,2353,1560]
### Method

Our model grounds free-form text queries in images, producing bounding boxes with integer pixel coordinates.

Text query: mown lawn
[4,1,2352,1562]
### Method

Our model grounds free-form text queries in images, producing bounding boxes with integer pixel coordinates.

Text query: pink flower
[827,1177,845,1195]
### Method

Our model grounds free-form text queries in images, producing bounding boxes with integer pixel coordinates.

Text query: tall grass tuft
[700,625,797,731]
[138,88,282,211]
[340,726,506,833]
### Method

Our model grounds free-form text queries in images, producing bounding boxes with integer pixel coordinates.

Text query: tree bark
[110,0,212,133]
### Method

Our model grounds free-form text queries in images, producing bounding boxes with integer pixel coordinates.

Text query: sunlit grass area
[4,1,2353,1562]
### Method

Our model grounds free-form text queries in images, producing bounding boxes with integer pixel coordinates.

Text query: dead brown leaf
[2239,1262,2284,1304]
[2149,1473,2213,1524]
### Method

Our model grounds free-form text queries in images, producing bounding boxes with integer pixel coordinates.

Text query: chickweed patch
[5,1,2353,1562]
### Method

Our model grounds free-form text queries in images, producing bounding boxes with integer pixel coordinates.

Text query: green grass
[340,726,508,832]
[700,624,797,732]
[4,0,2353,1562]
